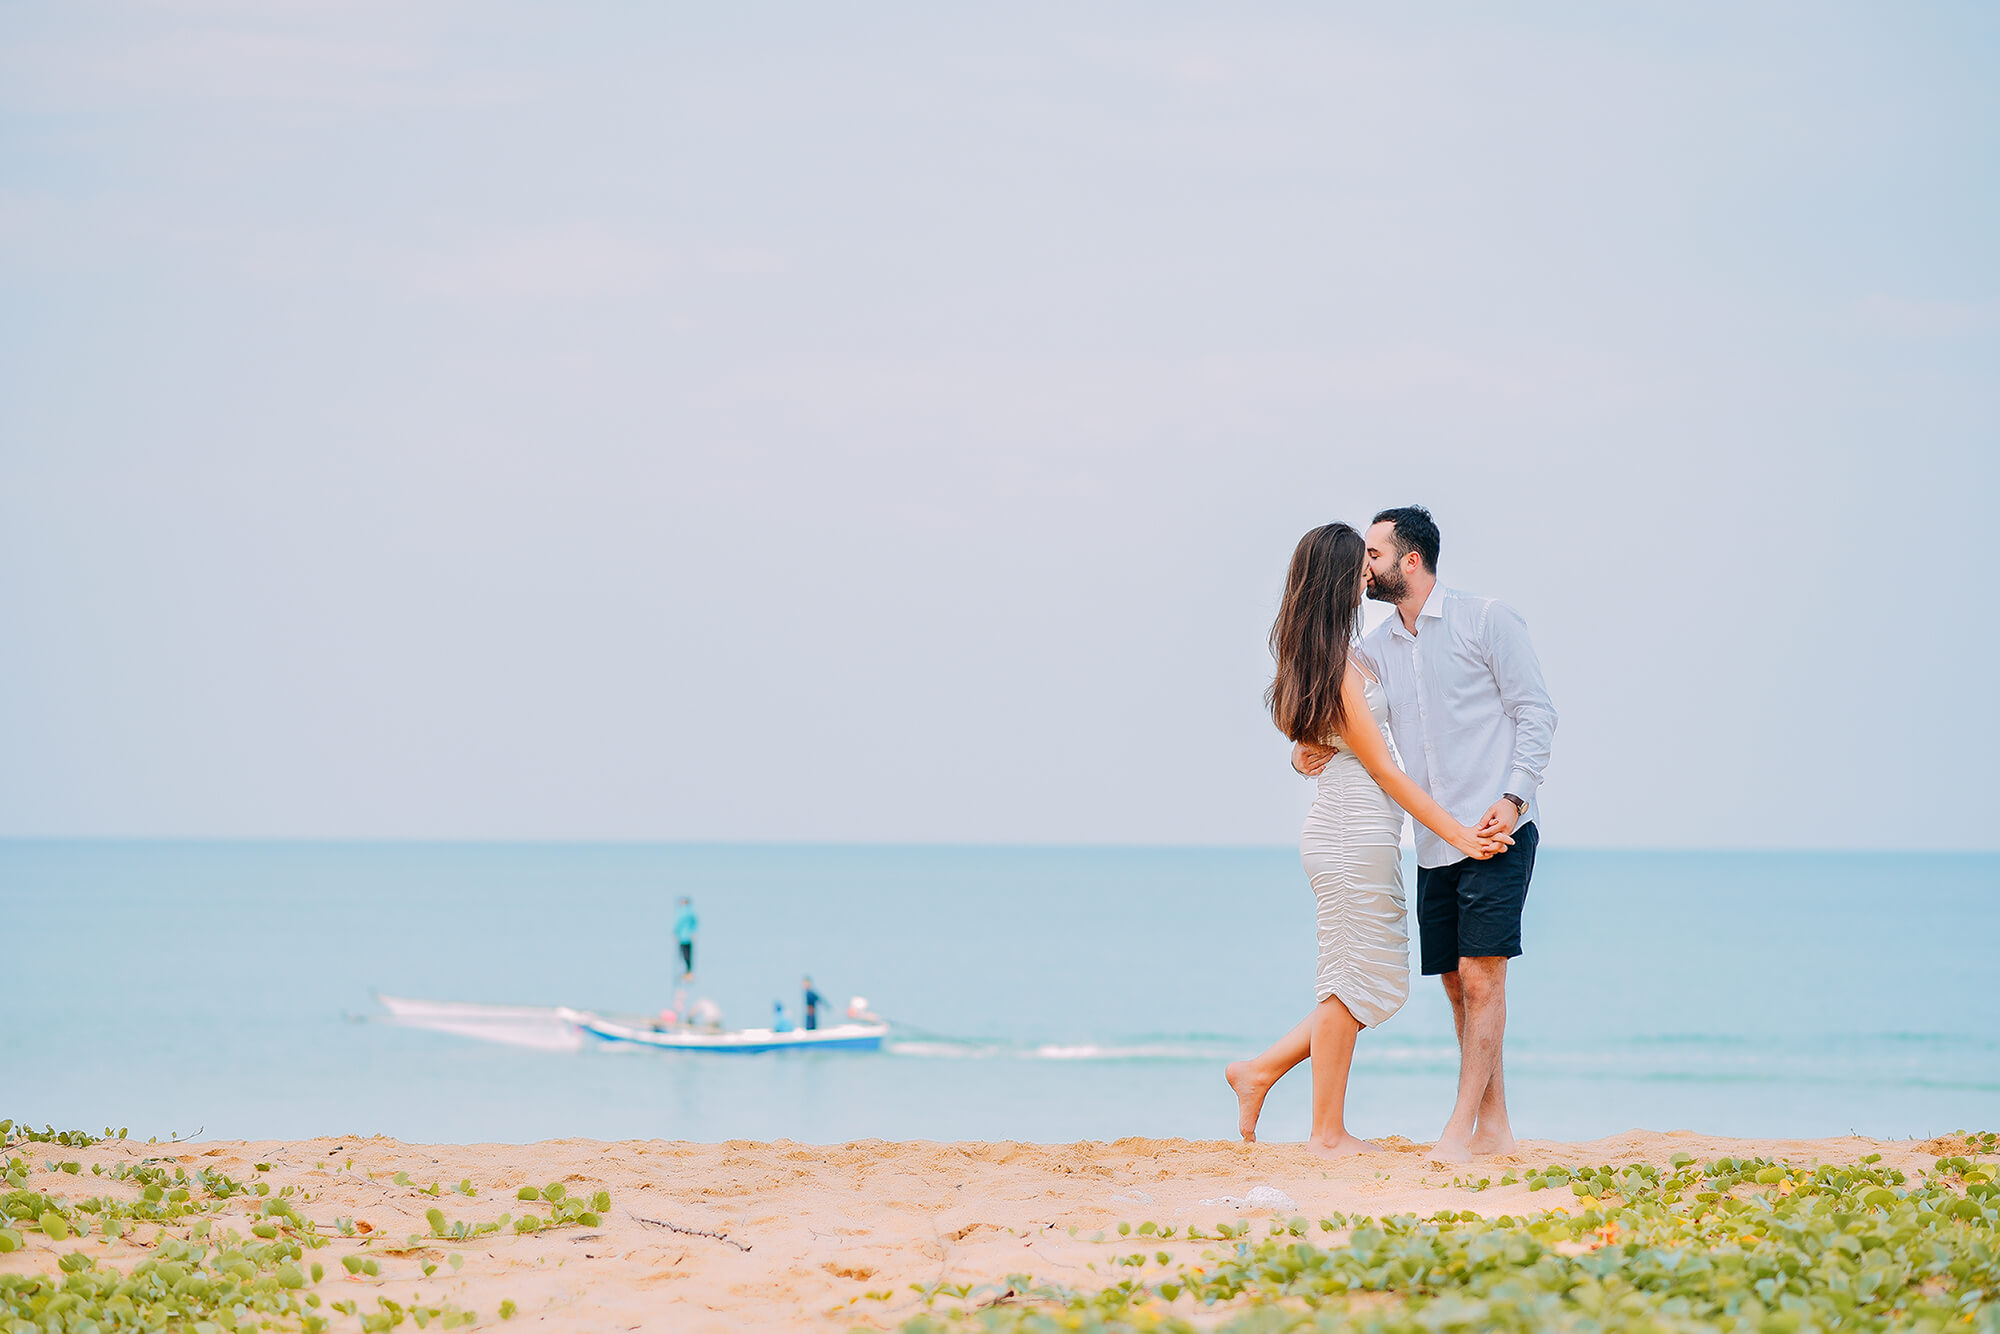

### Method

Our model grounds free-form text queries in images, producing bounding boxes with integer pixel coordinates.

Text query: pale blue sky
[2,3,1994,846]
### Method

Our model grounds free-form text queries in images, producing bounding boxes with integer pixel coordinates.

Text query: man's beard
[1366,564,1407,603]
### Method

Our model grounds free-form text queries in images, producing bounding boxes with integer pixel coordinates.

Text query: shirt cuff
[1507,769,1541,810]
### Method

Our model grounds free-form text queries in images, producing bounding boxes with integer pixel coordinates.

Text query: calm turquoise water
[4,841,1994,1145]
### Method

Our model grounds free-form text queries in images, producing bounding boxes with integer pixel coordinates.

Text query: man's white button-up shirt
[1356,584,1558,869]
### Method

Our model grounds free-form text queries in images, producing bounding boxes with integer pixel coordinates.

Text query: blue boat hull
[574,1014,888,1054]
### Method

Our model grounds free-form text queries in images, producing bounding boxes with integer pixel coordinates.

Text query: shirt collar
[1387,584,1446,640]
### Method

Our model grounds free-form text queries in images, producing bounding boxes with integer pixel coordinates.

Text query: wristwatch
[1503,793,1528,815]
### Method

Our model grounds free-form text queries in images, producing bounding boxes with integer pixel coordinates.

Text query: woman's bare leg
[1307,993,1379,1159]
[1225,1013,1313,1142]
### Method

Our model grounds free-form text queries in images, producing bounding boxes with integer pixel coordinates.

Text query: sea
[4,841,1994,1148]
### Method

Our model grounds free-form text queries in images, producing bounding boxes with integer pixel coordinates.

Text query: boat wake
[883,1035,1246,1062]
[374,994,585,1052]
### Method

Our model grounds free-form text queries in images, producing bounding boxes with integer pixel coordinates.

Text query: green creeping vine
[0,1132,616,1332]
[899,1146,2000,1334]
[0,1126,120,1153]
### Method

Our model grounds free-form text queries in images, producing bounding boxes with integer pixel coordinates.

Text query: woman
[1225,523,1510,1158]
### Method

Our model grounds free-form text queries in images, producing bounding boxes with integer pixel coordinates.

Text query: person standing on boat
[673,897,698,980]
[802,976,824,1031]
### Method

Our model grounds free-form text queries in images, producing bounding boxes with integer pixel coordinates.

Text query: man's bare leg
[1306,994,1380,1159]
[1225,1014,1312,1142]
[1466,1036,1515,1153]
[1439,966,1517,1152]
[1433,956,1509,1161]
[1441,969,1467,1044]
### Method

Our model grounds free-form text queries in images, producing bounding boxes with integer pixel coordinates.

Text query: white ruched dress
[1299,672,1410,1028]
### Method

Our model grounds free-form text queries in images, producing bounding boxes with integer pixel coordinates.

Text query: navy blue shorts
[1416,821,1538,975]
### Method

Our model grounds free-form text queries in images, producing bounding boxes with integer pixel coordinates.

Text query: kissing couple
[1227,506,1557,1162]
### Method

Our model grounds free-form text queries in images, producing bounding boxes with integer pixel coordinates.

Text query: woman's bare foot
[1468,1127,1518,1156]
[1306,1133,1382,1160]
[1429,1134,1475,1164]
[1224,1062,1275,1142]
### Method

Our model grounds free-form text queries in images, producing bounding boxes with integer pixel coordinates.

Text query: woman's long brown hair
[1267,523,1366,745]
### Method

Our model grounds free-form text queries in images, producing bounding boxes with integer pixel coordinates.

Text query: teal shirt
[674,908,698,943]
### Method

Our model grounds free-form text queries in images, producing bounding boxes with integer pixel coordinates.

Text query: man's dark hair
[1370,505,1440,573]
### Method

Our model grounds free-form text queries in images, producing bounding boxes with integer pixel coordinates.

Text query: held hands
[1452,826,1515,861]
[1291,740,1338,777]
[1456,798,1521,860]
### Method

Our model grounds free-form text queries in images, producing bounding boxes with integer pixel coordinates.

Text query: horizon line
[1,835,1994,857]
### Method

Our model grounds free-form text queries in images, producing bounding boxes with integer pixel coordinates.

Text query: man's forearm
[1487,606,1556,808]
[1503,703,1555,806]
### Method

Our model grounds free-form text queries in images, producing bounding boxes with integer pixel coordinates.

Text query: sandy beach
[4,1129,1982,1332]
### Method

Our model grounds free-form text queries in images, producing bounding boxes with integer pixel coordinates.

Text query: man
[1295,505,1556,1161]
[674,897,698,981]
[802,976,824,1032]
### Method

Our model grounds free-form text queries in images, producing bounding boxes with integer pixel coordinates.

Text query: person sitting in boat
[772,1001,794,1034]
[802,976,824,1031]
[688,997,722,1030]
[846,996,881,1024]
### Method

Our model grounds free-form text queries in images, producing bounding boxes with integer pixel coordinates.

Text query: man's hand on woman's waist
[1291,740,1338,777]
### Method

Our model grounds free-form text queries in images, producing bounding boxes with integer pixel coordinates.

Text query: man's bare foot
[1306,1134,1382,1160]
[1430,1134,1476,1164]
[1224,1062,1275,1142]
[1468,1127,1517,1156]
